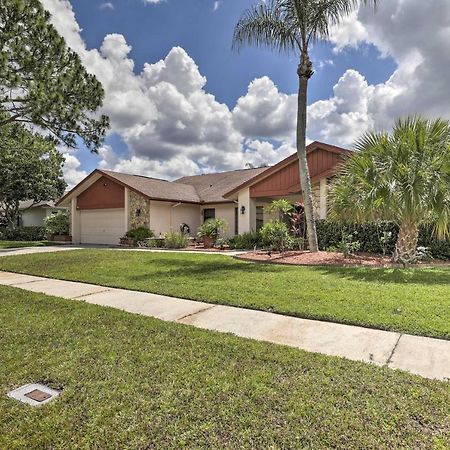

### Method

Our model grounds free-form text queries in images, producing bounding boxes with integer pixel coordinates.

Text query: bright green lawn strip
[0,240,52,249]
[0,285,449,449]
[0,249,449,339]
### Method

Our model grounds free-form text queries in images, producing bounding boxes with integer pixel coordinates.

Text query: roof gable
[223,141,351,198]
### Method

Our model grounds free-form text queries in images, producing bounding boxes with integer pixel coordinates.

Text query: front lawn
[0,240,51,249]
[1,285,449,449]
[0,249,449,339]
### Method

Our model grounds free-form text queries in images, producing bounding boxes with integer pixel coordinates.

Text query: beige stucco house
[57,141,350,245]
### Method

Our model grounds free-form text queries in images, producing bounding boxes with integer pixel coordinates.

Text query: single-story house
[18,201,66,228]
[57,141,350,245]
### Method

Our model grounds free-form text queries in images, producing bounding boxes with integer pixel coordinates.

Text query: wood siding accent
[250,149,344,198]
[77,176,125,210]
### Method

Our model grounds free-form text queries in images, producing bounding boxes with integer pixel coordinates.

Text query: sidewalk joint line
[10,279,43,286]
[385,333,403,366]
[73,288,114,299]
[177,305,217,322]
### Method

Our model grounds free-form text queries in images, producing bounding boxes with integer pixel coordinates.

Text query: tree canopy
[0,0,109,151]
[0,120,66,227]
[329,116,450,262]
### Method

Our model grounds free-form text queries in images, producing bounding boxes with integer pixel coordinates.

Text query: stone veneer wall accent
[129,190,150,229]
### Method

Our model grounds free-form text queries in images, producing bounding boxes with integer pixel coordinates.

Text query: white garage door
[80,209,125,245]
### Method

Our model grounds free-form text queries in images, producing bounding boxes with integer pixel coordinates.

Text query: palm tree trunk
[393,220,419,264]
[297,52,318,252]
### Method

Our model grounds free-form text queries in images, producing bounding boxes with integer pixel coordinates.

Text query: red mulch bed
[235,250,449,268]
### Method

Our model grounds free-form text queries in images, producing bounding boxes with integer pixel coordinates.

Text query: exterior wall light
[240,206,246,214]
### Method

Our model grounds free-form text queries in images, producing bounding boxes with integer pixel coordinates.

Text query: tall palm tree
[233,0,377,252]
[329,117,450,263]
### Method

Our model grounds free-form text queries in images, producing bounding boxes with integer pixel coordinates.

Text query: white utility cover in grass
[8,383,60,407]
[80,208,125,245]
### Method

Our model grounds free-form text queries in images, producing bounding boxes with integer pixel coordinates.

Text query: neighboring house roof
[18,200,58,210]
[175,167,268,204]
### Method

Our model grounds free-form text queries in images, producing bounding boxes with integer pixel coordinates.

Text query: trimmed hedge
[0,226,46,241]
[316,220,450,260]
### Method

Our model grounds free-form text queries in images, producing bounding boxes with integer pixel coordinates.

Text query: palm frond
[329,116,450,238]
[232,0,299,53]
[307,0,378,42]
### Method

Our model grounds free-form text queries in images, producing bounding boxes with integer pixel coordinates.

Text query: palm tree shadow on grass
[126,254,450,286]
[309,265,450,286]
[128,256,284,281]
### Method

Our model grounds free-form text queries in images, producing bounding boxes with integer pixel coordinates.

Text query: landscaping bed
[236,250,450,268]
[0,249,449,339]
[1,285,449,449]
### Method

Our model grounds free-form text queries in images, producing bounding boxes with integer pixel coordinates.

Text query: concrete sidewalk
[0,245,245,257]
[0,246,83,257]
[0,270,448,381]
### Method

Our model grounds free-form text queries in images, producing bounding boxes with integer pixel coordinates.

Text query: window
[256,206,264,231]
[203,208,215,222]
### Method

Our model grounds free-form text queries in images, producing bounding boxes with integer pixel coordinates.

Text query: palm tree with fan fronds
[329,116,450,264]
[233,0,378,252]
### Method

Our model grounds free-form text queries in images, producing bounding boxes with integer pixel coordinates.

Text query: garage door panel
[80,209,125,245]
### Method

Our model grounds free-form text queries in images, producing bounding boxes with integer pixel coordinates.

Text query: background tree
[0,121,66,228]
[233,0,377,252]
[0,0,109,151]
[329,117,450,264]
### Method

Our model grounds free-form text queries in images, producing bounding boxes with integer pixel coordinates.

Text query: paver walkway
[0,270,449,381]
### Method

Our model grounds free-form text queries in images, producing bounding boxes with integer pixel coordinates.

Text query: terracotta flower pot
[203,236,215,249]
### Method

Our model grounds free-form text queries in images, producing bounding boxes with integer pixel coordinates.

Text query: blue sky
[73,0,395,106]
[46,0,449,186]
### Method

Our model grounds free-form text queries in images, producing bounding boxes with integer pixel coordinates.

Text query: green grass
[1,285,449,449]
[0,240,51,249]
[0,249,449,339]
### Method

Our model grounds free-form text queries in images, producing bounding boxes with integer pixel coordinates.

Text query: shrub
[338,231,361,257]
[316,220,450,260]
[164,231,189,249]
[0,226,45,241]
[260,221,293,252]
[197,218,228,239]
[44,212,69,236]
[228,231,263,250]
[125,227,154,245]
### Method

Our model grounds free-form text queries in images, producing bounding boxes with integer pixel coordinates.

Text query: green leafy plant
[264,199,293,220]
[338,231,361,257]
[214,238,229,250]
[0,226,45,241]
[379,230,393,256]
[164,231,189,249]
[197,218,228,239]
[44,212,69,236]
[125,227,154,245]
[228,231,263,250]
[260,221,293,253]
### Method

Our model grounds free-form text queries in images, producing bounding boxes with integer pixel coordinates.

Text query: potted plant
[44,212,71,242]
[197,218,227,249]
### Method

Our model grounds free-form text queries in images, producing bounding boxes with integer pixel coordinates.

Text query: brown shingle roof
[100,167,268,204]
[176,167,268,203]
[102,170,201,203]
